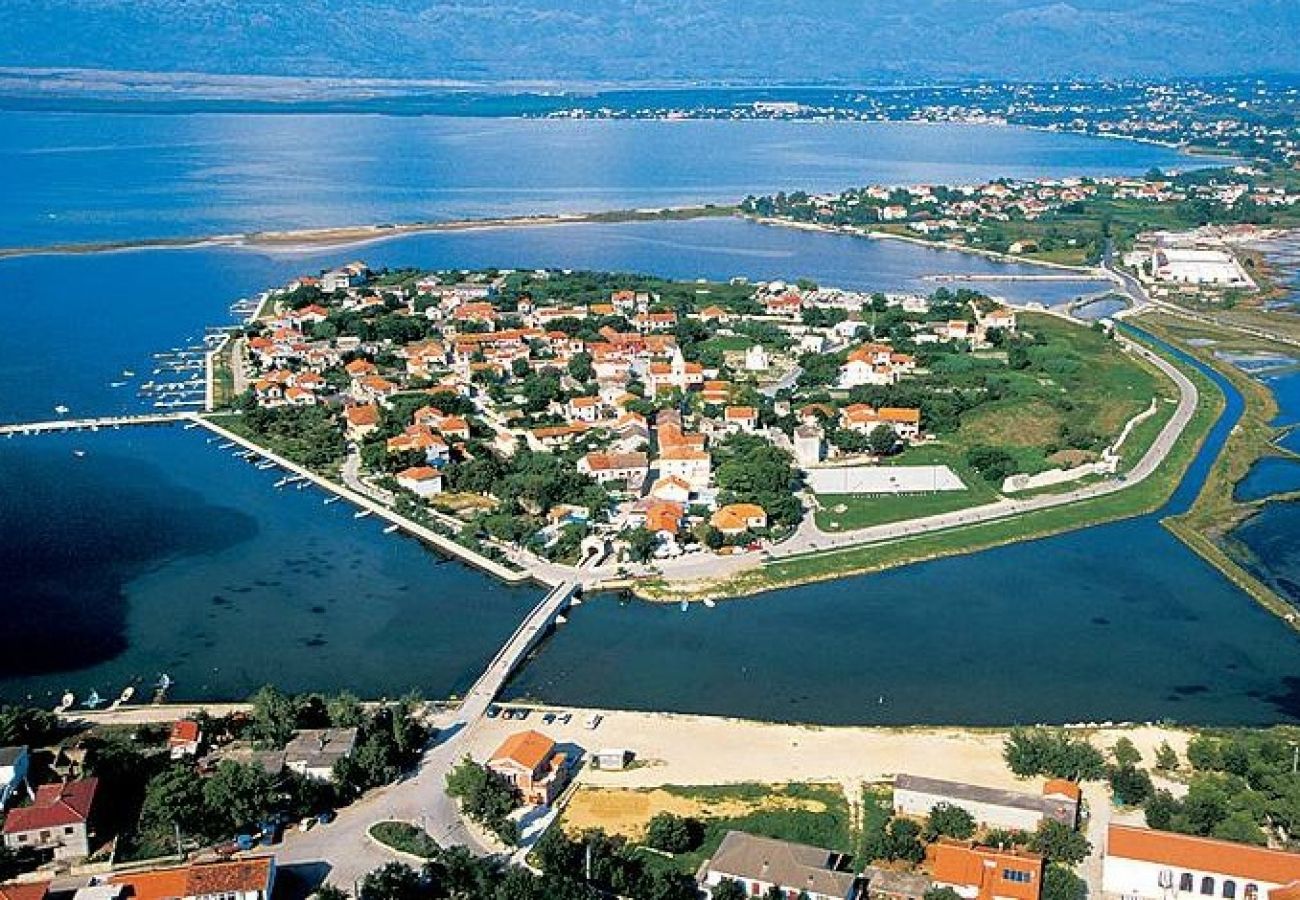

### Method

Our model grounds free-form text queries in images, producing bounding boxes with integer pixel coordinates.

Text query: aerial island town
[2,6,1300,898]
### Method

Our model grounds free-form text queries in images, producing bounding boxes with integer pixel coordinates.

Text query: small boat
[555,615,568,624]
[122,370,135,377]
[680,599,689,612]
[274,477,290,488]
[73,450,86,458]
[109,381,127,388]
[54,404,69,415]
[383,524,400,534]
[256,461,275,470]
[296,481,308,490]
[59,691,75,710]
[703,598,717,608]
[354,509,372,519]
[323,496,340,505]
[156,673,172,691]
[118,686,135,705]
[84,690,104,709]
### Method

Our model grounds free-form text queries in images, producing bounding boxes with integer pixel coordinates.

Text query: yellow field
[561,785,830,840]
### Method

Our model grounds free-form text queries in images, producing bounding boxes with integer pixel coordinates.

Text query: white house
[723,406,760,434]
[396,466,444,498]
[793,424,824,467]
[577,452,649,489]
[321,261,368,293]
[283,728,358,782]
[697,831,859,900]
[1103,825,1300,900]
[657,447,711,491]
[745,345,770,372]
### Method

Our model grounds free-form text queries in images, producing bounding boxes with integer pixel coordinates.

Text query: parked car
[486,705,501,719]
[542,712,556,724]
[558,713,572,725]
[585,714,603,730]
[299,817,316,833]
[317,810,336,825]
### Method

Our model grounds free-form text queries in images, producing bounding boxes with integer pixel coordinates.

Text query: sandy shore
[458,705,1191,791]
[0,206,734,260]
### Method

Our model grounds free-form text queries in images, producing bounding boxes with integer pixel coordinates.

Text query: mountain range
[2,0,1297,84]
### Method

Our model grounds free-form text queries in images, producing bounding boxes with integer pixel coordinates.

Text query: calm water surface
[1,115,1199,247]
[0,427,535,704]
[500,336,1300,725]
[2,114,1297,720]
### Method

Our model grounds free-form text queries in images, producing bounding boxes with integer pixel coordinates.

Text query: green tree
[1003,728,1105,781]
[445,757,520,845]
[567,352,595,383]
[359,863,425,900]
[202,761,280,833]
[1028,820,1092,866]
[0,705,62,746]
[884,818,925,863]
[1154,742,1179,771]
[1041,864,1087,900]
[712,881,748,900]
[1111,737,1142,768]
[926,803,977,840]
[249,685,299,748]
[644,813,702,853]
[139,764,209,842]
[1108,765,1154,806]
[924,889,963,900]
[623,527,659,563]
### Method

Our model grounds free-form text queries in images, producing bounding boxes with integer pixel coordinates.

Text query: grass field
[688,333,1225,600]
[810,315,1163,530]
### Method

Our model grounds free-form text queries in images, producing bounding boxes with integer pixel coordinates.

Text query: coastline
[0,205,737,260]
[746,214,1111,276]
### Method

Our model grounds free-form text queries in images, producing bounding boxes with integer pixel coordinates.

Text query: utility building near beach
[893,774,1080,831]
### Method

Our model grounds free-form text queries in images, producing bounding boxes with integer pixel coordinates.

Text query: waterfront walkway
[189,415,535,585]
[0,412,188,434]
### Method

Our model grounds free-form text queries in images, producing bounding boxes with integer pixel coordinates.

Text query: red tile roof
[1108,825,1300,884]
[489,731,555,773]
[0,882,50,900]
[168,720,201,746]
[1,778,98,834]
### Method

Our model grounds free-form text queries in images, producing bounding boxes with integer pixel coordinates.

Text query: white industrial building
[893,773,1080,832]
[1103,824,1300,900]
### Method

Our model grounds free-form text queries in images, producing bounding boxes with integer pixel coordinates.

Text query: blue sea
[1,114,1198,247]
[2,109,1297,723]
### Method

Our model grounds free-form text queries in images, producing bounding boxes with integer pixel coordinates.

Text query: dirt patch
[960,399,1062,448]
[561,785,829,839]
[1047,448,1097,467]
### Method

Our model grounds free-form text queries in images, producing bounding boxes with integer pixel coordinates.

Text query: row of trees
[1143,730,1300,848]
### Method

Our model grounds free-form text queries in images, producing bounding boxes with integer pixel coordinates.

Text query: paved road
[275,579,581,887]
[771,330,1198,558]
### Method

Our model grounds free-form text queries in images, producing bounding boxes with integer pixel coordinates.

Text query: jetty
[0,412,188,435]
[189,415,535,584]
[1,409,535,584]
